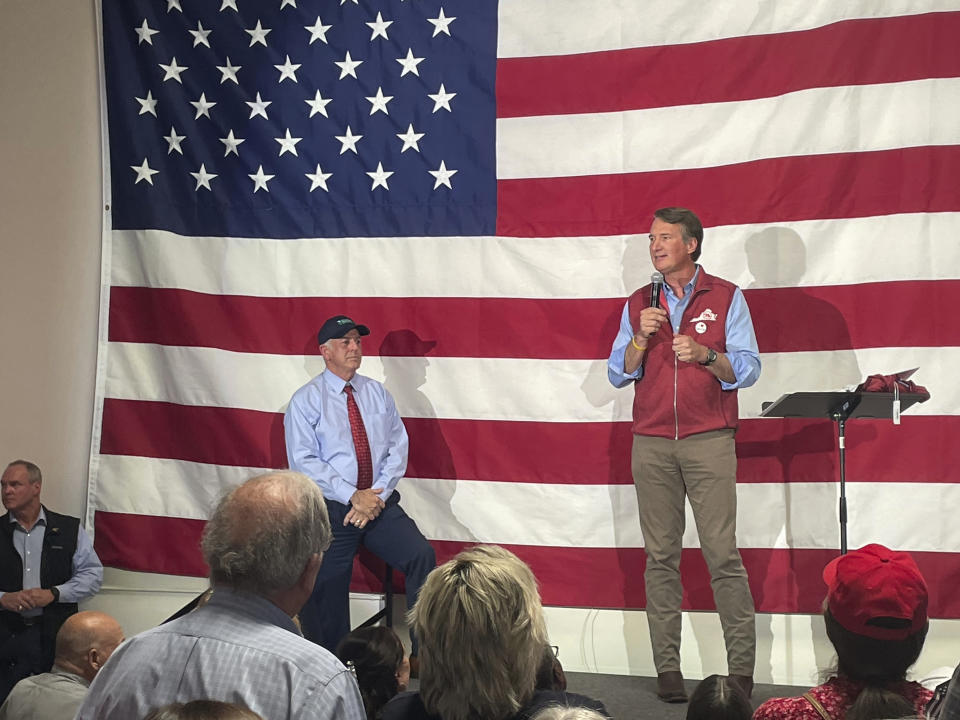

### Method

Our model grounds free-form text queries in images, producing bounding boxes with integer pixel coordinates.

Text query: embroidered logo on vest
[691,308,717,334]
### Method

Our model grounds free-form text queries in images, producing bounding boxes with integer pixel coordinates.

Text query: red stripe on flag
[748,282,960,352]
[100,399,959,486]
[94,511,208,576]
[108,289,622,359]
[108,281,960,357]
[496,147,960,237]
[100,398,285,468]
[498,12,960,118]
[91,516,960,617]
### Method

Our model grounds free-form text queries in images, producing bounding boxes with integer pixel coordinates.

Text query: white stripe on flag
[111,213,960,297]
[497,0,953,57]
[103,342,958,419]
[497,79,960,179]
[93,453,960,553]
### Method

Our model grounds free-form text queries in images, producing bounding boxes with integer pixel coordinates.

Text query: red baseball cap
[823,544,928,641]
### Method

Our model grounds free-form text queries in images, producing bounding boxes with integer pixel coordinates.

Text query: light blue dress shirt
[285,370,409,506]
[1,508,103,615]
[76,589,366,720]
[608,265,761,390]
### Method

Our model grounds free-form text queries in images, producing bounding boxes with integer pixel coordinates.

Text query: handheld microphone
[649,272,664,309]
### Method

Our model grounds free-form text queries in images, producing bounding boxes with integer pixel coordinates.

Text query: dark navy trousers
[299,492,435,655]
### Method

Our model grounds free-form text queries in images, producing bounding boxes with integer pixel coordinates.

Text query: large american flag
[92,0,960,618]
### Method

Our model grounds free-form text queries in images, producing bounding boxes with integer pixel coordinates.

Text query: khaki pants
[632,429,755,675]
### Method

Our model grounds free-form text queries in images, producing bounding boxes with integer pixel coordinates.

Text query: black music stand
[760,391,928,554]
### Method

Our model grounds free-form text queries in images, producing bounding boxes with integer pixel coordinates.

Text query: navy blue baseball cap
[318,315,370,345]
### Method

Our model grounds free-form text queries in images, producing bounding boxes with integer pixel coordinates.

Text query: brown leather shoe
[656,671,688,703]
[728,673,754,699]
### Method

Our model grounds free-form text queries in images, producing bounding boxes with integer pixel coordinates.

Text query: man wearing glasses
[285,315,435,671]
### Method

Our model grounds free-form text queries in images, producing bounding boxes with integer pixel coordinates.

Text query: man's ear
[88,647,103,671]
[299,552,323,594]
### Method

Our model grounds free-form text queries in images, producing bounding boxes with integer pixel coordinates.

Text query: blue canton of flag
[102,0,498,238]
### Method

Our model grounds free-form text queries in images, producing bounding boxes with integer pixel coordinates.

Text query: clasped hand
[0,588,55,612]
[344,487,385,529]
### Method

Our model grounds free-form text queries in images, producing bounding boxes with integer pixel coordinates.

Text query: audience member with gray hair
[529,708,608,720]
[0,610,123,720]
[76,471,366,720]
[381,545,609,720]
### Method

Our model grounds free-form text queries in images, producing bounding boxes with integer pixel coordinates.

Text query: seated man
[285,316,435,662]
[0,460,103,702]
[0,610,124,720]
[76,471,366,720]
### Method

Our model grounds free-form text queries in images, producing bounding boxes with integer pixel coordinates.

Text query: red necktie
[344,384,373,491]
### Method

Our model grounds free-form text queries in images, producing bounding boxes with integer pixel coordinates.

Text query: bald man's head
[55,611,125,682]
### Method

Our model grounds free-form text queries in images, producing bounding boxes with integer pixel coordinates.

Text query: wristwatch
[49,586,60,602]
[700,348,718,366]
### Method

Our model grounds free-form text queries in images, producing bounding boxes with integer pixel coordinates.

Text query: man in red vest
[607,208,761,702]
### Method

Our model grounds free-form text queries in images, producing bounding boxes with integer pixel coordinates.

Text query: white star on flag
[190,164,218,191]
[220,0,238,11]
[135,91,158,116]
[428,84,456,113]
[365,87,393,116]
[306,164,333,192]
[428,8,456,37]
[429,160,458,189]
[275,55,302,83]
[397,124,425,153]
[135,19,158,45]
[190,93,216,119]
[130,158,159,185]
[305,90,332,118]
[396,49,425,77]
[189,21,212,48]
[366,162,394,190]
[219,130,245,157]
[280,0,297,8]
[367,12,393,41]
[246,20,271,47]
[335,126,362,155]
[166,0,181,12]
[305,16,331,44]
[159,57,188,83]
[163,127,186,154]
[246,92,272,120]
[335,51,363,79]
[248,165,275,193]
[216,58,241,84]
[275,129,303,156]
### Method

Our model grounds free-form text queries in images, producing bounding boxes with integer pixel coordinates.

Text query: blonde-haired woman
[381,546,608,720]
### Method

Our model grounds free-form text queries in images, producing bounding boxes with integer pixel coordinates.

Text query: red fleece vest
[627,270,741,439]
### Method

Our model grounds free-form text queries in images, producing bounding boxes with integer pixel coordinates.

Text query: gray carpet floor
[563,672,809,719]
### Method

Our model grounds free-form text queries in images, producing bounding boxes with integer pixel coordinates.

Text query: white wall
[1,0,956,688]
[0,0,102,516]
